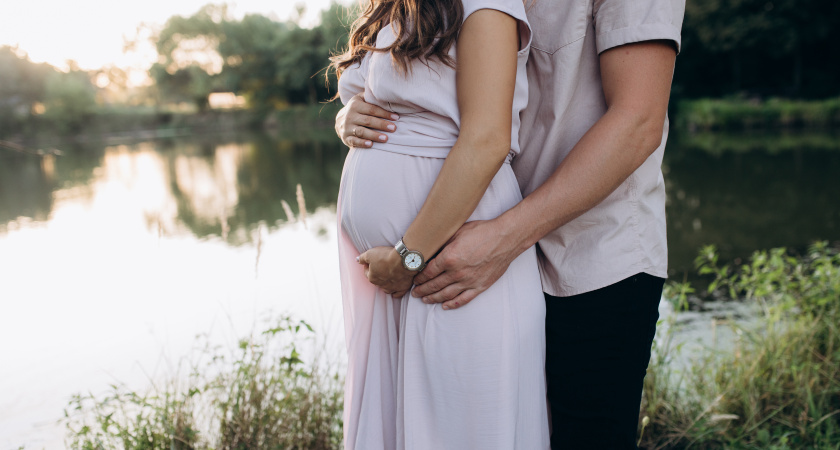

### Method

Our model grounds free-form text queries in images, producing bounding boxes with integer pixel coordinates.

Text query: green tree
[150,62,216,111]
[678,0,840,98]
[43,67,97,133]
[0,46,54,133]
[152,4,227,111]
[149,2,352,114]
[217,14,291,113]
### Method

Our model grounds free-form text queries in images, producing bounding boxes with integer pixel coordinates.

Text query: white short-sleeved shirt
[516,0,685,296]
[338,0,533,159]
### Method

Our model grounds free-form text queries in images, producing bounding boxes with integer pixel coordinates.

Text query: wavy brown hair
[330,0,465,77]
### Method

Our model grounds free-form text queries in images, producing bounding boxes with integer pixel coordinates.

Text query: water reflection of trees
[0,141,105,231]
[665,131,840,278]
[0,153,53,229]
[4,131,837,264]
[165,133,346,244]
[0,133,346,243]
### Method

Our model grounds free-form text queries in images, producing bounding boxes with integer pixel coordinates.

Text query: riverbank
[3,98,838,150]
[0,103,343,148]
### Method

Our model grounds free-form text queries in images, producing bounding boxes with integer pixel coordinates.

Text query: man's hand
[358,246,415,298]
[412,219,522,310]
[336,93,399,148]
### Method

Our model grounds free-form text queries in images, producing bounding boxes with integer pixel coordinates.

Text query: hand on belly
[358,246,416,298]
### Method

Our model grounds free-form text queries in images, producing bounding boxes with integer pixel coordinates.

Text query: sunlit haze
[0,0,340,84]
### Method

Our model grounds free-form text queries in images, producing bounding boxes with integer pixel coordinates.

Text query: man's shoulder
[526,0,685,56]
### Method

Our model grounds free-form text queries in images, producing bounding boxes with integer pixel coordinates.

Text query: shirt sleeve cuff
[595,23,682,55]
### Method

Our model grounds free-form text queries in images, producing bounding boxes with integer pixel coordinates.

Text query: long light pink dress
[337,1,549,449]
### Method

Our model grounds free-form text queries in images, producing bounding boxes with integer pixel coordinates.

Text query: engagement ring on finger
[353,127,361,137]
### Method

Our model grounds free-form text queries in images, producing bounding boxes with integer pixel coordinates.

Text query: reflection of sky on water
[0,140,346,449]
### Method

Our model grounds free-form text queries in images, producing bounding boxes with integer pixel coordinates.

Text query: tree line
[149,3,347,113]
[0,50,98,134]
[677,0,840,99]
[0,0,838,135]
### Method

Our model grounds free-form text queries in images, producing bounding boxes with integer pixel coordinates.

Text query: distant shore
[675,97,840,131]
[2,98,839,148]
[0,103,344,147]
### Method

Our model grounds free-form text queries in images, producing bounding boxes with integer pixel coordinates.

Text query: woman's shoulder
[460,0,532,53]
[338,56,370,105]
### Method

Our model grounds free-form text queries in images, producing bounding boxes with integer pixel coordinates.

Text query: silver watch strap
[395,238,408,257]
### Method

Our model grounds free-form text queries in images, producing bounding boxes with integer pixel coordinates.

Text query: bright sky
[0,0,339,78]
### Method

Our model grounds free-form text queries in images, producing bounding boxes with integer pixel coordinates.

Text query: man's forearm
[499,105,666,255]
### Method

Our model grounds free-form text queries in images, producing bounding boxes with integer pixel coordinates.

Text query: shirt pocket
[527,0,590,55]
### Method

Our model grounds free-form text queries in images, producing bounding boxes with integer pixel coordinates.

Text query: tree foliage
[43,68,98,133]
[2,0,837,135]
[677,0,840,98]
[147,0,838,106]
[0,47,97,135]
[150,3,351,114]
[0,47,54,131]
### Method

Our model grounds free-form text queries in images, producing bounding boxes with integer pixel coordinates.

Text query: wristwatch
[395,238,425,271]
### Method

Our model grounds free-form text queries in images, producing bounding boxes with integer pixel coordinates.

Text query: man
[335,1,685,448]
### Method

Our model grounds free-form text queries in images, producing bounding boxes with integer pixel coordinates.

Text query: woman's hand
[336,94,399,148]
[358,246,415,298]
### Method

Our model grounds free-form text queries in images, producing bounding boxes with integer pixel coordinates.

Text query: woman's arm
[403,9,519,258]
[358,9,521,298]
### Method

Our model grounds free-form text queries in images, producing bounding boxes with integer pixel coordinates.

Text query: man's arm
[411,40,677,309]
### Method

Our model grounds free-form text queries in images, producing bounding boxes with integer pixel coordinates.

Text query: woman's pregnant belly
[339,147,522,253]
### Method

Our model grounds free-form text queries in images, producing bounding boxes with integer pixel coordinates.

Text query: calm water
[1,129,838,448]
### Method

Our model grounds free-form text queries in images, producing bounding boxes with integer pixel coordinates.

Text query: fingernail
[391,114,399,120]
[386,124,395,131]
[364,140,372,146]
[441,305,449,311]
[379,134,387,141]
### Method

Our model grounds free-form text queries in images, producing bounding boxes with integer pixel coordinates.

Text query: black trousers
[545,273,664,450]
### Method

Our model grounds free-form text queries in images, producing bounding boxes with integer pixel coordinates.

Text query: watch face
[404,252,423,270]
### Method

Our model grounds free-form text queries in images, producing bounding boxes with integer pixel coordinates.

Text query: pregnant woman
[332,0,549,448]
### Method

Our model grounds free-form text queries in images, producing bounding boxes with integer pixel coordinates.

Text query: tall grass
[640,242,840,449]
[64,316,343,449]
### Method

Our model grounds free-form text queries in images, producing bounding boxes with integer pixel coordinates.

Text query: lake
[1,128,838,448]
